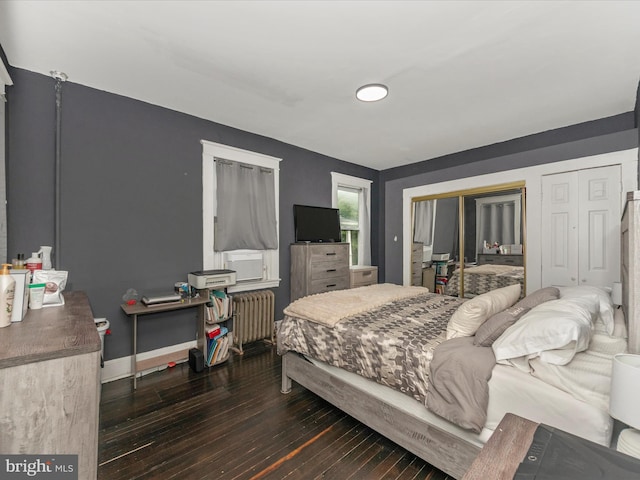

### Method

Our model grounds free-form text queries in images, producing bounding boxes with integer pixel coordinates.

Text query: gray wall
[6,67,378,361]
[379,115,638,284]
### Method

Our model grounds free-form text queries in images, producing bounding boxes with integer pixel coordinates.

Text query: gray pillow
[514,286,560,310]
[474,305,530,347]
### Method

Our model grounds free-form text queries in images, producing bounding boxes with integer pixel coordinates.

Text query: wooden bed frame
[281,191,640,479]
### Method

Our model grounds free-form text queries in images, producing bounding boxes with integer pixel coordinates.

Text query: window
[331,172,372,266]
[202,140,281,293]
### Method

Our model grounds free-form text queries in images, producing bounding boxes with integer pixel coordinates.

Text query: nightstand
[349,265,378,288]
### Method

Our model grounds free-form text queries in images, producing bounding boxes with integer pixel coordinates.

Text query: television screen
[294,204,341,243]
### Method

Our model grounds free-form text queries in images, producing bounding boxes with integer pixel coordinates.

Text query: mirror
[412,183,525,298]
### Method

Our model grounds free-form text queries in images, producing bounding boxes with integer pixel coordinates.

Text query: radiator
[232,290,275,354]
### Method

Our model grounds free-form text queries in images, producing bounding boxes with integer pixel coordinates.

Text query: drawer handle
[363,272,371,276]
[326,252,337,256]
[326,284,337,288]
[326,269,336,272]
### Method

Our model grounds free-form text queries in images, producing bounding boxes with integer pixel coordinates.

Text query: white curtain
[358,188,371,265]
[476,198,520,253]
[413,200,436,246]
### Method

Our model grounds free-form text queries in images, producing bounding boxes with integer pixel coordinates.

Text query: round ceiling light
[356,84,388,102]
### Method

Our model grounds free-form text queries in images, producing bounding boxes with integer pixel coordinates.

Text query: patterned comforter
[444,265,524,297]
[277,292,465,406]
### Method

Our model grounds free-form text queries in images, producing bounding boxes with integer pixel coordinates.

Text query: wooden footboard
[281,351,481,479]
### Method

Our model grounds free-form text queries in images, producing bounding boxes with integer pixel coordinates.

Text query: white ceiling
[1,1,639,171]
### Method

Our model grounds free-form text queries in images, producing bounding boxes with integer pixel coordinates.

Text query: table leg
[132,313,137,390]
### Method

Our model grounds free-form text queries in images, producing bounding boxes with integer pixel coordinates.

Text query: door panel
[542,165,620,288]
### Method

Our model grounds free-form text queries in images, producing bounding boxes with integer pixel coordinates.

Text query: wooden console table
[121,295,209,389]
[0,291,101,480]
[463,413,538,480]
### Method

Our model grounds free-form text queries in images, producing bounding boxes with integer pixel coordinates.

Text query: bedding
[278,290,464,403]
[444,264,524,297]
[278,283,623,442]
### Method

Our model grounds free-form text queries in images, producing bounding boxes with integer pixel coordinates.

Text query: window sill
[228,279,280,294]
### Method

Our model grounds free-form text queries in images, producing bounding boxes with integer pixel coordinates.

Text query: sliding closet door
[542,165,621,287]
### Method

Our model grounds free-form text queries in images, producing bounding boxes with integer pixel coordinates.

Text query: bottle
[38,246,52,270]
[0,263,16,328]
[26,252,42,276]
[12,253,25,270]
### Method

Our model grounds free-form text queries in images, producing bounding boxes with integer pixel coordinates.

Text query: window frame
[331,172,372,266]
[202,140,281,293]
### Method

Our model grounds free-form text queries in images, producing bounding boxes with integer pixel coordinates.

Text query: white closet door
[578,165,620,286]
[542,165,621,287]
[542,172,579,286]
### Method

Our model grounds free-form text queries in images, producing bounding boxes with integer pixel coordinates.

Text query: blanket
[426,336,496,433]
[282,283,429,327]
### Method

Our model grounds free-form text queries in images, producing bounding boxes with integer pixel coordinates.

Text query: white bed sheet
[308,355,613,448]
[486,364,613,446]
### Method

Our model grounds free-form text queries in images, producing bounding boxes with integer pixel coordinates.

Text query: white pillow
[446,284,521,339]
[492,297,593,367]
[558,285,615,335]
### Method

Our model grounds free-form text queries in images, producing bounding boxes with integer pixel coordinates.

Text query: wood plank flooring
[98,343,453,480]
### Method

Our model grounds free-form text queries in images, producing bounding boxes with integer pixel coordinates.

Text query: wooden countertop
[0,291,100,369]
[463,413,538,480]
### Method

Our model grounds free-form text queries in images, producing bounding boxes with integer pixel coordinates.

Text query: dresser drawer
[310,262,350,281]
[310,276,350,294]
[477,254,523,266]
[309,244,349,264]
[350,266,378,288]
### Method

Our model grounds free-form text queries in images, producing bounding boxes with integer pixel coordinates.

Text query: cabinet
[0,291,100,480]
[290,243,350,301]
[542,165,620,287]
[350,265,378,288]
[411,242,423,286]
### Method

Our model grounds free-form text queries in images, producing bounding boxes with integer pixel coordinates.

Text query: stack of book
[206,290,232,324]
[205,323,230,366]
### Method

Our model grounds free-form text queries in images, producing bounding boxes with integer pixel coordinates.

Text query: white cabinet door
[542,165,621,288]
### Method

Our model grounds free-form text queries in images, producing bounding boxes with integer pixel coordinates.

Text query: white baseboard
[101,340,197,383]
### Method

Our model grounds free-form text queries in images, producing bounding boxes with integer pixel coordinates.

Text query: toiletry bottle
[12,253,25,270]
[0,263,15,328]
[26,252,42,276]
[38,246,53,270]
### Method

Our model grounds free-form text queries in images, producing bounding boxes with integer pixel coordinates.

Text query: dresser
[290,243,350,301]
[350,265,378,288]
[477,253,524,266]
[0,291,101,480]
[411,242,424,286]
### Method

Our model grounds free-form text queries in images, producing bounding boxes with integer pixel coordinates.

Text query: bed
[444,264,524,297]
[279,192,640,479]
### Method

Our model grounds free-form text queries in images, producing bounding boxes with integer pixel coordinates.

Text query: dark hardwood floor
[98,343,453,480]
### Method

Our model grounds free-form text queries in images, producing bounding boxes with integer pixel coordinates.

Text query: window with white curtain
[413,199,437,262]
[475,193,521,256]
[331,172,372,266]
[202,140,281,292]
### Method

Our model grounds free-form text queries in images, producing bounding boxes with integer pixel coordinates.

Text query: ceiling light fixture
[356,84,388,102]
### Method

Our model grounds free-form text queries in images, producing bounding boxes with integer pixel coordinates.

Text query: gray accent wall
[6,67,378,361]
[5,62,640,364]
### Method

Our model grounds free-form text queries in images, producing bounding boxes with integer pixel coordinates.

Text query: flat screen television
[293,204,341,243]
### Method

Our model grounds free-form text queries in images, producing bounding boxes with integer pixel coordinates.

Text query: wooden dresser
[477,253,524,266]
[349,265,378,288]
[0,291,101,480]
[411,242,424,286]
[290,243,350,301]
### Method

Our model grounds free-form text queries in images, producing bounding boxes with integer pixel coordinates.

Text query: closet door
[542,165,621,287]
[542,172,579,286]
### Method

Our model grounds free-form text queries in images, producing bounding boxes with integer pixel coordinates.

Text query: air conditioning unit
[224,252,264,282]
